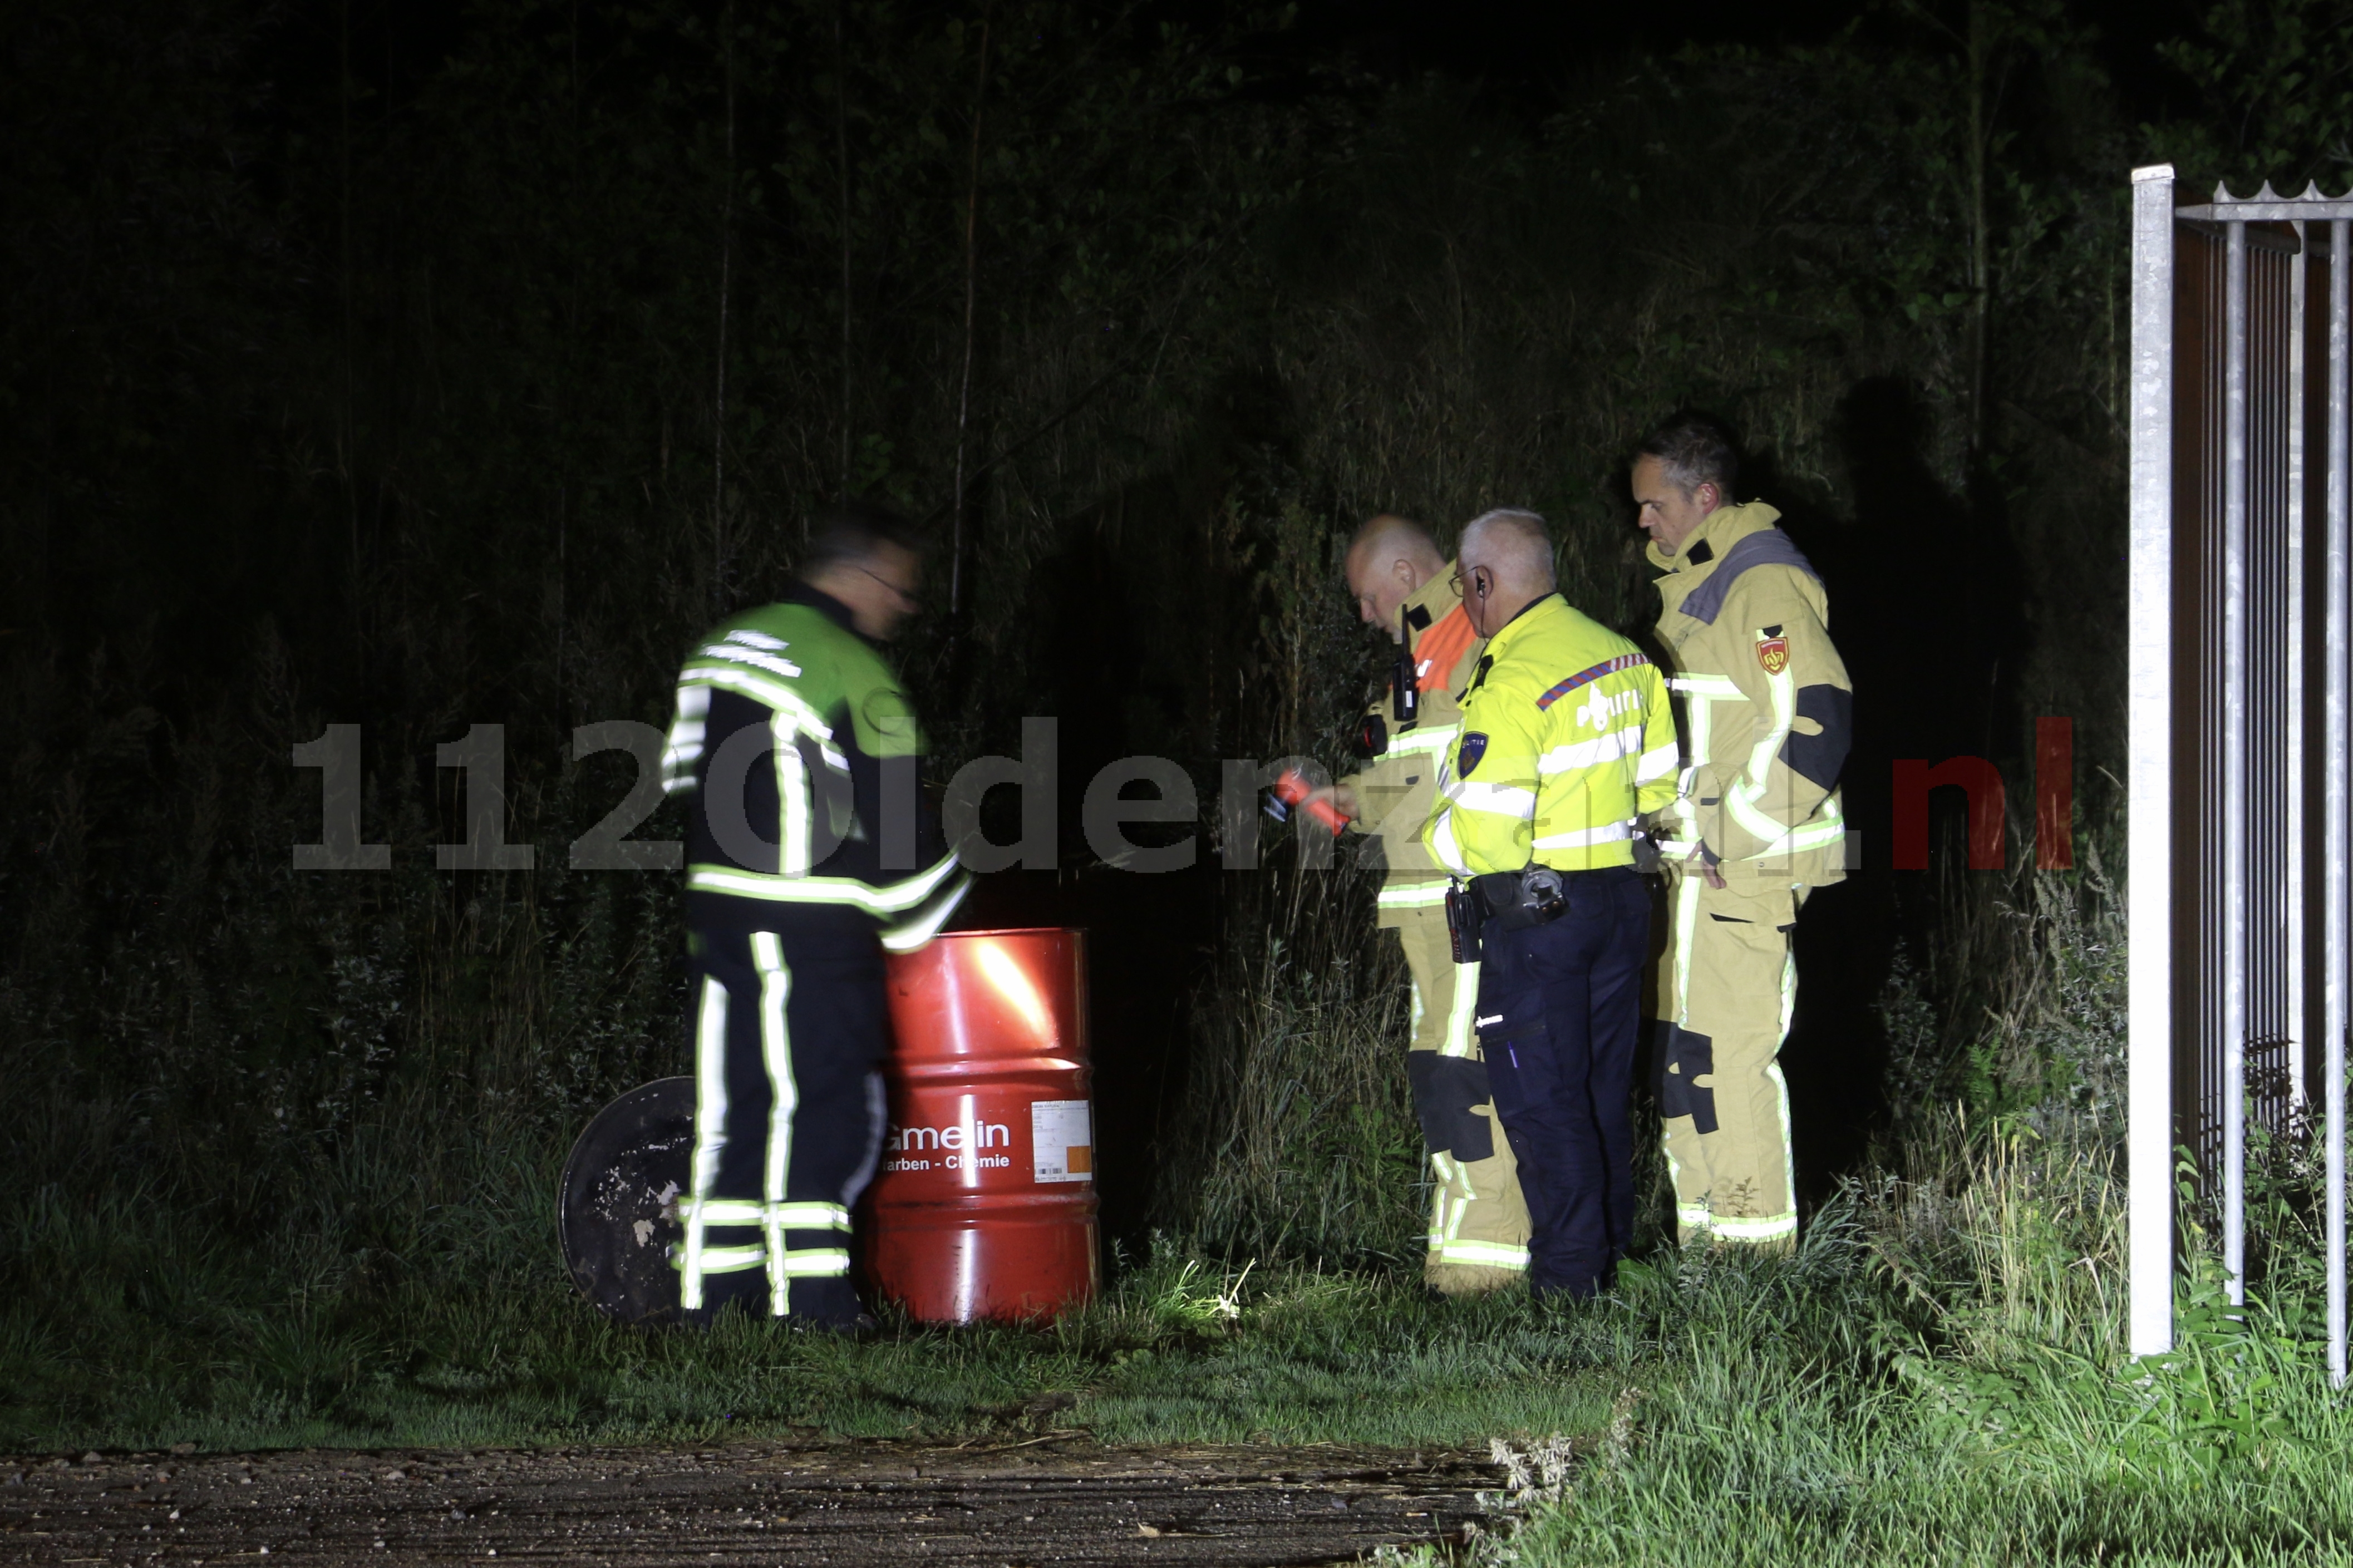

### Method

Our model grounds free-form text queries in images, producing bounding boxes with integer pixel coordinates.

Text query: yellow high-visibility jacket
[1646,502,1851,885]
[1336,566,1486,927]
[1424,593,1677,877]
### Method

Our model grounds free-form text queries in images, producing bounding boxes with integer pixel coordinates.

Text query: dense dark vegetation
[5,0,2352,1481]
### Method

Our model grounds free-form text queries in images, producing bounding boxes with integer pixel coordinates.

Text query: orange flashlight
[1269,767,1350,834]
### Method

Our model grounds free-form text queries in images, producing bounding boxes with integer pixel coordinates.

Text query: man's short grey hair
[1636,413,1739,497]
[1461,509,1556,589]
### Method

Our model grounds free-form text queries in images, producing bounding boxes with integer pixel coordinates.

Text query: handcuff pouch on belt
[1444,866,1568,963]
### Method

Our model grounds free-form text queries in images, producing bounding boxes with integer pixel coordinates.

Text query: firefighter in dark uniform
[658,505,969,1326]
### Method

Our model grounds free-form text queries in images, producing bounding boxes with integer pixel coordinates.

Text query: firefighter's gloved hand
[1697,841,1727,890]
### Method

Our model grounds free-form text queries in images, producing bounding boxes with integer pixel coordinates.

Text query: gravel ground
[0,1440,1499,1566]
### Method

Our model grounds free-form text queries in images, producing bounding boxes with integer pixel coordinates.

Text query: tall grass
[1364,831,2352,1566]
[1483,1246,2353,1564]
[1461,1125,2353,1566]
[1164,860,1425,1265]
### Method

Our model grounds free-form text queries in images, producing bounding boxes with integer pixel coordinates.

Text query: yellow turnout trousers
[1654,870,1808,1248]
[1396,910,1531,1293]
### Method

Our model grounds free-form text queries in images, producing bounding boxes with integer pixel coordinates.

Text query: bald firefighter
[1631,415,1851,1250]
[659,504,970,1327]
[1422,509,1677,1299]
[1309,515,1530,1295]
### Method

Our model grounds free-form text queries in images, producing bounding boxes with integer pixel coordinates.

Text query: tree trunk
[834,0,855,512]
[950,11,993,622]
[1966,0,1990,462]
[712,0,735,609]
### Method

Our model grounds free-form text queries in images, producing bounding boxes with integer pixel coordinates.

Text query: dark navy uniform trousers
[681,921,888,1326]
[1474,866,1651,1299]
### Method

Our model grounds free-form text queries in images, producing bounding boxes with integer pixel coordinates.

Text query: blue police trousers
[1474,866,1651,1299]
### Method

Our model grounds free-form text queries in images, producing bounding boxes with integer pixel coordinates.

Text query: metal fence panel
[2131,169,2353,1379]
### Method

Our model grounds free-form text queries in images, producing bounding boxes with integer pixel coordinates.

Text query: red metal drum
[867,928,1099,1323]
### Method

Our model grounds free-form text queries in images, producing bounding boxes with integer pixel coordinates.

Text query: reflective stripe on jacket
[1646,502,1851,885]
[1335,566,1486,926]
[663,583,968,949]
[1422,593,1677,877]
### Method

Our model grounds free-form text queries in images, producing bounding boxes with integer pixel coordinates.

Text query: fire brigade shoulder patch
[1755,635,1791,676]
[1456,732,1489,777]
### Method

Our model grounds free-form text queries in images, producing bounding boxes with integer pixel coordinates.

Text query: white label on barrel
[1030,1099,1093,1183]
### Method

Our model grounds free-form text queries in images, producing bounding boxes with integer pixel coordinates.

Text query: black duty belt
[1445,866,1581,963]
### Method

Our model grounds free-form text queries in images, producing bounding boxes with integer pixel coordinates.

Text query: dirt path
[0,1441,1499,1566]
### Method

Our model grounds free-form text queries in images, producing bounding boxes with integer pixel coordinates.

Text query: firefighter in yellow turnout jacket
[1318,516,1529,1295]
[1632,418,1852,1249]
[1422,510,1677,1299]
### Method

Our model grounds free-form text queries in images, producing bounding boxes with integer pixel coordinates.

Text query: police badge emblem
[1456,731,1489,776]
[1756,635,1790,675]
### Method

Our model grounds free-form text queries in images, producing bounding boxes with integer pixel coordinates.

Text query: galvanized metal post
[2224,218,2251,1308]
[2129,164,2178,1357]
[2329,215,2349,1388]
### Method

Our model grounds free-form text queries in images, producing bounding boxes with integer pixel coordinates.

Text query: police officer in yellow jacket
[1423,509,1677,1299]
[1632,415,1851,1249]
[1311,515,1530,1295]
